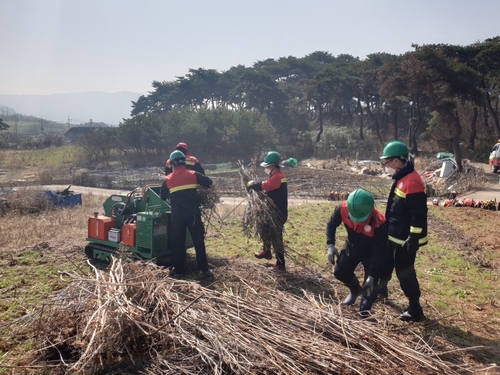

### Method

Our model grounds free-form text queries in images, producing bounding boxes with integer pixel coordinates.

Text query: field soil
[2,159,500,372]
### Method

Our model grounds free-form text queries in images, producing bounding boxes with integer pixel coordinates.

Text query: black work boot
[400,304,425,322]
[359,296,374,318]
[342,285,361,305]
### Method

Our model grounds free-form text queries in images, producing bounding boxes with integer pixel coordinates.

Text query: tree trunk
[357,96,364,140]
[485,90,500,137]
[452,111,463,171]
[408,115,419,156]
[413,101,422,156]
[366,100,384,145]
[483,106,489,128]
[315,105,324,144]
[426,77,463,170]
[408,105,414,152]
[469,107,478,151]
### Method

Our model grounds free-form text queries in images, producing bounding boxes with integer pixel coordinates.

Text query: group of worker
[160,140,427,322]
[327,140,427,321]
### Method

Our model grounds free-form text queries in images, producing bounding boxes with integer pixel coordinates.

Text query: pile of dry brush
[10,257,486,375]
[0,188,51,216]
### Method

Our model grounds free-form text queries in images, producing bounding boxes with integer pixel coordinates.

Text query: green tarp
[437,152,454,160]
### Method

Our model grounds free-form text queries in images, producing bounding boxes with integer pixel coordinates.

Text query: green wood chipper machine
[85,185,193,265]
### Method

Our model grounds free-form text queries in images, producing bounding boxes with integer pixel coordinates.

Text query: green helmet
[347,189,374,223]
[170,150,186,165]
[260,151,281,167]
[380,140,409,159]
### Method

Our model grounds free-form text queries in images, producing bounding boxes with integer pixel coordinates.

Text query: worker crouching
[326,189,387,317]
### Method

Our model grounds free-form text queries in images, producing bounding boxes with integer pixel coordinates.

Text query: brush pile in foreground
[14,258,485,375]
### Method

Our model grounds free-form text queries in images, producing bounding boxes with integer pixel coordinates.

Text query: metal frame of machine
[85,185,193,265]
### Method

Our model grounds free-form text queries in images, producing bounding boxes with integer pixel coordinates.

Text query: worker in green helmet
[161,150,213,279]
[380,140,428,322]
[246,151,288,271]
[326,189,388,317]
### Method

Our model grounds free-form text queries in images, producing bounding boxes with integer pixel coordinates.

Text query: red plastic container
[88,213,116,241]
[122,223,136,247]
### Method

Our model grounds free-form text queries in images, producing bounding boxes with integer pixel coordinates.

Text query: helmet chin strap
[394,157,407,172]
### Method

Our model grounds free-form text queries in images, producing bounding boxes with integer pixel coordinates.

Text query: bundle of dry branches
[21,258,483,375]
[198,183,220,223]
[238,165,285,253]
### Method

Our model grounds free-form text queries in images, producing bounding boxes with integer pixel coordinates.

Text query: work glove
[361,276,375,298]
[246,180,257,191]
[327,245,339,265]
[402,235,419,253]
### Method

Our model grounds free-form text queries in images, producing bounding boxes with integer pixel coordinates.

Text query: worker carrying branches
[161,150,213,279]
[246,151,288,271]
[326,189,387,317]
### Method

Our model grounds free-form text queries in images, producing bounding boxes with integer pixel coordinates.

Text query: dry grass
[0,187,51,216]
[0,191,102,250]
[1,184,499,374]
[11,258,485,375]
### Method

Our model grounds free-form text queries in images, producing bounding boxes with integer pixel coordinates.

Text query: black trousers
[263,218,286,266]
[379,242,421,304]
[333,242,375,301]
[170,213,209,274]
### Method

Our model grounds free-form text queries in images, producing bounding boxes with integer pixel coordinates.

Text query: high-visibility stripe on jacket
[161,166,212,221]
[385,163,428,246]
[326,201,388,279]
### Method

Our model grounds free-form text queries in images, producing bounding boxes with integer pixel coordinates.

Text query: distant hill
[0,91,141,126]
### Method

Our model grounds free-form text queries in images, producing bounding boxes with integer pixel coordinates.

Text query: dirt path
[459,163,500,201]
[42,169,500,206]
[35,162,500,205]
[41,185,332,207]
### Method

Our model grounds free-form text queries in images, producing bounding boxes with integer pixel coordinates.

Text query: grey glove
[362,276,375,298]
[403,235,419,252]
[327,245,339,265]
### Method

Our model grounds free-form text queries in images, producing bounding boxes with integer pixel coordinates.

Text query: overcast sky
[1,0,499,96]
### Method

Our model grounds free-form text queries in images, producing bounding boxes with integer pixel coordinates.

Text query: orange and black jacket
[386,162,428,247]
[250,168,288,221]
[161,165,212,220]
[165,153,204,176]
[326,201,387,278]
